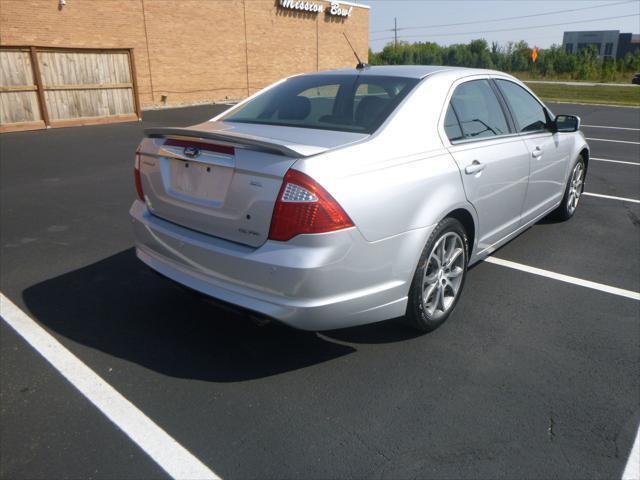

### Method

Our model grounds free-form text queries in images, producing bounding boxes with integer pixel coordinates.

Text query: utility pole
[394,17,398,48]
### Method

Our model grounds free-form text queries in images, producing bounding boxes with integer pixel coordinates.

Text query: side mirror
[554,114,581,133]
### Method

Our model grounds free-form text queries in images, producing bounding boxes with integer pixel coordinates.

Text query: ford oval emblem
[184,146,200,158]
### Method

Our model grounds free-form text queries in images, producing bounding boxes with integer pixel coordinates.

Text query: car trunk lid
[137,121,367,248]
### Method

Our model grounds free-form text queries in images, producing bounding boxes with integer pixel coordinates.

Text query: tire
[405,217,469,332]
[552,155,586,221]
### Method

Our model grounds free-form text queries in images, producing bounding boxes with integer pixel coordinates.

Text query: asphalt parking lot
[1,101,639,479]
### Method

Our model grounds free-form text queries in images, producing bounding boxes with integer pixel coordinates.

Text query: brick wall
[0,0,369,107]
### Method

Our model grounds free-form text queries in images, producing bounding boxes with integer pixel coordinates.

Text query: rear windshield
[221,74,420,134]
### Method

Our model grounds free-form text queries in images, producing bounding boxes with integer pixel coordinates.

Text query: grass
[513,71,637,84]
[526,83,640,107]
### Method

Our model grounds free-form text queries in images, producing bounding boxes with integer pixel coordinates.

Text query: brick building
[0,0,369,131]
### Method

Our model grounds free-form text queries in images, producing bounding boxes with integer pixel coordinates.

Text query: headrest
[277,96,311,120]
[355,96,389,126]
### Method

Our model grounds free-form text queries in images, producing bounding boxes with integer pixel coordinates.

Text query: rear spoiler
[144,127,322,158]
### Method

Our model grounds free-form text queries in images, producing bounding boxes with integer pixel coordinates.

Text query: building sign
[279,0,353,17]
[328,2,353,16]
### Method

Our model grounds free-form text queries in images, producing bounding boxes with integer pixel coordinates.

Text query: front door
[494,79,572,224]
[444,79,530,253]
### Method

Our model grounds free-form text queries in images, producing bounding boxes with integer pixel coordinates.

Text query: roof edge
[333,1,370,9]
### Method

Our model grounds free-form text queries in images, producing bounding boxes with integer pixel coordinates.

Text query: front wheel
[553,156,585,221]
[405,217,469,332]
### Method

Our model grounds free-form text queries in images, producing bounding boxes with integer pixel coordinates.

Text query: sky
[358,0,640,52]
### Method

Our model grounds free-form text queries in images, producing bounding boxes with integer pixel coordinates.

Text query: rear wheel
[405,217,469,332]
[553,155,585,221]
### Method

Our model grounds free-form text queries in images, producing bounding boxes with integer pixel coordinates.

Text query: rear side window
[449,80,509,140]
[496,80,549,133]
[221,74,419,134]
[444,104,463,142]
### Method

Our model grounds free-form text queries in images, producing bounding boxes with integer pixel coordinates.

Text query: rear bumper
[130,200,433,330]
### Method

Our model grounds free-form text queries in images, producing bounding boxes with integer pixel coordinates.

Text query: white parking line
[622,424,640,480]
[583,192,640,204]
[591,157,640,166]
[585,137,640,145]
[485,257,640,301]
[0,293,220,480]
[583,125,640,132]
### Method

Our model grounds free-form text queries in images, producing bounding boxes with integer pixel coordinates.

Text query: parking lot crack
[625,207,640,229]
[548,414,556,441]
[342,427,393,464]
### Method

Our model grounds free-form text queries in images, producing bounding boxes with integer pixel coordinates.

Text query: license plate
[169,159,229,202]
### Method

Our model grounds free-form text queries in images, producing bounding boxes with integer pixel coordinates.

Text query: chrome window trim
[517,130,553,138]
[448,131,522,146]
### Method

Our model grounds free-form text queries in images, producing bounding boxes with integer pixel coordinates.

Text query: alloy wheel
[422,232,465,320]
[567,162,584,215]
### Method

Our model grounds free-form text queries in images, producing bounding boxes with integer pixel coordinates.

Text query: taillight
[268,169,354,241]
[134,147,144,201]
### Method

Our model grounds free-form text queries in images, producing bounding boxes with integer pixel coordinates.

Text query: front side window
[496,80,549,133]
[449,80,509,140]
[221,74,419,134]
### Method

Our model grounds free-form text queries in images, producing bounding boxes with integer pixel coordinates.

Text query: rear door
[493,79,572,224]
[444,79,531,253]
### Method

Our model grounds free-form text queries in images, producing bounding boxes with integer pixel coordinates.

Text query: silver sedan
[131,66,588,331]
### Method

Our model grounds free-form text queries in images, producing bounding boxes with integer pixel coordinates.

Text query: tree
[368,39,638,81]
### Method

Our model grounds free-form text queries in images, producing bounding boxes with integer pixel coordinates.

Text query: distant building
[562,30,640,59]
[617,32,640,59]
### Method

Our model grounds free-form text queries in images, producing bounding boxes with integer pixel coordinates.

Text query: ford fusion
[131,66,588,331]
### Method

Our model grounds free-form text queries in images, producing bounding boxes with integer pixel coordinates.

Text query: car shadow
[323,318,423,344]
[535,215,564,225]
[22,248,360,382]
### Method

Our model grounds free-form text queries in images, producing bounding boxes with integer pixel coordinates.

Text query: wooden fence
[0,46,141,133]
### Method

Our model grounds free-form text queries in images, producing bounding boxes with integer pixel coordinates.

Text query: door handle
[532,147,543,158]
[465,160,485,175]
